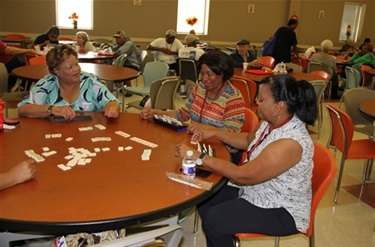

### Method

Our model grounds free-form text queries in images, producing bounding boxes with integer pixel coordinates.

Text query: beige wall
[0,0,373,50]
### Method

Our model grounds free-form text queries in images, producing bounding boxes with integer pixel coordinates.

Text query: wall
[0,0,373,50]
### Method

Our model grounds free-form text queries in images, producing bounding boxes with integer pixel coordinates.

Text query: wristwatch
[47,105,54,117]
[196,153,206,166]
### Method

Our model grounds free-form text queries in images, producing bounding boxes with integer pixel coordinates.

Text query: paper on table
[166,172,213,190]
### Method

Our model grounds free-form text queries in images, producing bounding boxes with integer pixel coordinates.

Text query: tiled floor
[6,79,375,247]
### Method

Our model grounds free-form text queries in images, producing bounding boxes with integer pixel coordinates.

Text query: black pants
[198,185,298,247]
[5,56,25,90]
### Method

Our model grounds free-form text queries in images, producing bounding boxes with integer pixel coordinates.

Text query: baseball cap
[185,34,197,44]
[113,30,126,38]
[165,29,177,37]
[236,39,250,45]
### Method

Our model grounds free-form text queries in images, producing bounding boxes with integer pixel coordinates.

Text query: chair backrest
[24,53,39,65]
[179,59,197,82]
[153,76,180,110]
[344,66,361,90]
[232,75,258,111]
[143,61,169,88]
[285,62,303,72]
[229,77,251,109]
[311,80,327,103]
[140,50,148,73]
[29,55,47,65]
[0,62,9,95]
[326,103,353,157]
[361,64,372,87]
[112,54,127,67]
[307,61,325,74]
[259,56,275,69]
[309,70,330,80]
[241,108,259,133]
[5,33,26,39]
[307,142,336,236]
[342,87,375,126]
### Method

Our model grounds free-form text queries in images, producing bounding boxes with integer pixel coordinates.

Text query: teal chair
[125,61,169,96]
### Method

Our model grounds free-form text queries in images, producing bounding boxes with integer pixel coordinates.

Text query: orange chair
[335,54,349,75]
[5,33,26,39]
[361,64,373,87]
[326,104,375,203]
[229,77,251,109]
[233,142,336,247]
[232,75,258,111]
[259,56,275,69]
[24,53,39,65]
[29,55,47,65]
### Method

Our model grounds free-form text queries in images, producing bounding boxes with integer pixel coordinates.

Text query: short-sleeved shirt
[34,34,59,46]
[240,115,313,233]
[273,26,298,63]
[0,41,14,64]
[150,38,184,64]
[178,47,205,61]
[176,81,245,152]
[18,71,121,111]
[113,39,141,70]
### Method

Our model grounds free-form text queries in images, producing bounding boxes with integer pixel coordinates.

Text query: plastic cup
[243,62,248,70]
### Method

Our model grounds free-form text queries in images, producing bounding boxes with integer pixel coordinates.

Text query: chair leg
[233,235,241,247]
[309,226,315,247]
[334,157,346,203]
[274,236,280,247]
[362,159,373,182]
[193,209,199,233]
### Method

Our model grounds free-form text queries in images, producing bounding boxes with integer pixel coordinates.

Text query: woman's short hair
[197,50,234,81]
[76,31,89,43]
[46,44,78,74]
[47,25,60,36]
[260,74,317,125]
[287,18,298,26]
[321,39,333,52]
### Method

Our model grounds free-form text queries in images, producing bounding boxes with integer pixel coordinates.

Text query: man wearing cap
[147,29,184,72]
[230,39,262,69]
[113,30,141,72]
[178,34,204,61]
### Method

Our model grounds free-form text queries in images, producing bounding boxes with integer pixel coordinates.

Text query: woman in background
[74,31,95,53]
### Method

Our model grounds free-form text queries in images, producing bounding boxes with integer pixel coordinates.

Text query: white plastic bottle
[182,150,196,177]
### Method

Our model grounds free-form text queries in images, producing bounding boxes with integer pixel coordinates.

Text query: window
[339,2,366,42]
[56,0,93,30]
[176,0,210,35]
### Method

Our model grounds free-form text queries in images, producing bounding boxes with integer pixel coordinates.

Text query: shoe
[124,92,133,97]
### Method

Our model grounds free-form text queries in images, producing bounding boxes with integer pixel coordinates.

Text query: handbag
[261,36,277,56]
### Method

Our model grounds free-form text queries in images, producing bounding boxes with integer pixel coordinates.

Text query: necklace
[246,115,293,162]
[198,82,226,123]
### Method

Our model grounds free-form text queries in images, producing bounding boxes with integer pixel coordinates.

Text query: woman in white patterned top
[175,74,317,247]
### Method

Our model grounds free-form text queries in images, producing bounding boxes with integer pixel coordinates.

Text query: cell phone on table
[4,119,20,126]
[196,168,212,178]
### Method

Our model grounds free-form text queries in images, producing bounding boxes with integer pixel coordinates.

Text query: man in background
[272,19,299,64]
[230,39,262,69]
[178,34,204,61]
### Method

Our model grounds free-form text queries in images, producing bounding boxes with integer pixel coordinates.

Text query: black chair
[178,58,197,83]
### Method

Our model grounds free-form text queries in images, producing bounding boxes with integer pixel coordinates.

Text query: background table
[0,112,229,234]
[78,51,118,63]
[12,63,139,83]
[234,68,326,83]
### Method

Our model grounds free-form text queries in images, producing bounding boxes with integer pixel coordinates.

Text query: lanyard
[198,82,226,123]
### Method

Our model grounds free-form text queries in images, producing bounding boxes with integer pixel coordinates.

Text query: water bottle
[0,99,3,131]
[182,150,196,177]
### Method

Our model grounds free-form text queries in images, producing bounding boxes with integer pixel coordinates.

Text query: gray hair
[76,31,89,43]
[320,39,333,52]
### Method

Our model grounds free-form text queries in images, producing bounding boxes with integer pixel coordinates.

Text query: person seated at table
[178,34,205,61]
[0,159,36,190]
[18,44,121,120]
[33,25,60,50]
[358,37,371,50]
[140,50,245,164]
[112,30,141,71]
[0,40,36,90]
[175,74,317,247]
[229,39,262,69]
[350,43,375,68]
[311,39,340,99]
[74,31,95,53]
[340,39,357,57]
[147,29,184,73]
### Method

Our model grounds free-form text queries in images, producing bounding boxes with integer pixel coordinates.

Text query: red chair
[361,64,373,87]
[259,56,275,69]
[326,104,375,203]
[29,55,47,65]
[229,77,251,109]
[24,53,39,65]
[5,33,26,39]
[232,75,258,111]
[233,142,336,247]
[58,36,74,41]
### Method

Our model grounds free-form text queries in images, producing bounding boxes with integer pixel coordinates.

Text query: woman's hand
[52,106,76,120]
[104,101,120,118]
[140,108,155,121]
[9,159,36,185]
[190,128,216,144]
[175,144,198,159]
